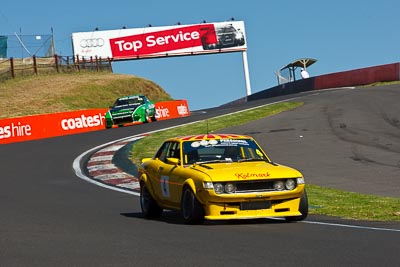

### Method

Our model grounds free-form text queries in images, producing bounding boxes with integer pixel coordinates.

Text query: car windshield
[114,97,144,107]
[182,138,269,165]
[217,26,236,34]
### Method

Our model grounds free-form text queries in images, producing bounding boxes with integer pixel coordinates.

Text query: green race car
[105,95,157,128]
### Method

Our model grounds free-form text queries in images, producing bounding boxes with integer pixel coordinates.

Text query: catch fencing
[0,54,113,82]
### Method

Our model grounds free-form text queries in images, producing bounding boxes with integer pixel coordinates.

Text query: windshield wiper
[191,160,228,169]
[197,160,229,165]
[237,158,270,163]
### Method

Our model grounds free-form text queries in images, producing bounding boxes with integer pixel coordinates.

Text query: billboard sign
[72,21,247,60]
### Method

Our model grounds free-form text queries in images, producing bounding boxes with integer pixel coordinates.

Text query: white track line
[73,97,299,195]
[73,89,400,232]
[303,220,400,233]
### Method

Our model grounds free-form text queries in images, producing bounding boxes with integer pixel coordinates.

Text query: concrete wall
[246,62,400,102]
[314,62,400,90]
[247,77,314,101]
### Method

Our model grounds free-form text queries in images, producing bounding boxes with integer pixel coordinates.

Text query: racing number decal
[161,176,170,198]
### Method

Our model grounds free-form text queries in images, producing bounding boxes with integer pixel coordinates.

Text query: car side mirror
[141,158,152,164]
[166,157,180,166]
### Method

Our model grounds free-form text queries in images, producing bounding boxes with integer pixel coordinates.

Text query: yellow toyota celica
[138,134,308,224]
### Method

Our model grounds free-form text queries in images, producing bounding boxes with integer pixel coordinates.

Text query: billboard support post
[242,51,251,96]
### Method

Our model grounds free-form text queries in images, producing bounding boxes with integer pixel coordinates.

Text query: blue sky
[1,1,399,110]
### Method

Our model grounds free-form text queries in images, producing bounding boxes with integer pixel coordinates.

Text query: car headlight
[214,183,224,194]
[285,179,296,190]
[224,183,236,194]
[203,182,213,189]
[273,180,285,191]
[235,33,243,39]
[297,177,305,184]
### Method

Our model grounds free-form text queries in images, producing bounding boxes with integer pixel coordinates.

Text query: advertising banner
[0,100,190,144]
[0,109,106,144]
[155,100,190,120]
[72,21,247,60]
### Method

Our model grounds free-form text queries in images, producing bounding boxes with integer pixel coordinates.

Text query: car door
[162,142,185,206]
[152,141,183,208]
[147,141,171,203]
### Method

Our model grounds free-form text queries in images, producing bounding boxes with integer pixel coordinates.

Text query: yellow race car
[139,134,308,224]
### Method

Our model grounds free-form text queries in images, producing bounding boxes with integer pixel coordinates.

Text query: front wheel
[140,183,163,219]
[105,121,113,129]
[181,186,205,224]
[142,112,150,123]
[285,189,308,222]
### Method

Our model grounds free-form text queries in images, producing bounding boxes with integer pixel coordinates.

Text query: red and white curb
[87,139,141,192]
[73,135,148,196]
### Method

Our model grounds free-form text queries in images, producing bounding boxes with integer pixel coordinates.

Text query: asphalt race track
[223,85,400,198]
[1,85,399,266]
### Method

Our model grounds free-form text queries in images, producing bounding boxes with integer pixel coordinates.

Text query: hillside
[0,72,173,119]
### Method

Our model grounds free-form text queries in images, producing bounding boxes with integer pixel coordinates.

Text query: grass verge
[130,101,400,222]
[0,72,172,119]
[307,184,400,221]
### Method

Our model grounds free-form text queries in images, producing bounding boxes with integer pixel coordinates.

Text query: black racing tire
[285,189,309,222]
[142,113,150,123]
[105,121,113,129]
[181,186,205,224]
[150,115,157,122]
[140,183,163,219]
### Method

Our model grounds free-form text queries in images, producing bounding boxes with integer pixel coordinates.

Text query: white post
[242,51,252,96]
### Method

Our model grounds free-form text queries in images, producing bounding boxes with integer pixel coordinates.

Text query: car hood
[190,161,302,181]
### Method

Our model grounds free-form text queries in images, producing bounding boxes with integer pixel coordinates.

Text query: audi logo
[80,38,105,48]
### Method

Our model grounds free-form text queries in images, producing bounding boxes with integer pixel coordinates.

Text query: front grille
[112,112,131,118]
[235,181,275,193]
[112,117,133,124]
[220,36,234,45]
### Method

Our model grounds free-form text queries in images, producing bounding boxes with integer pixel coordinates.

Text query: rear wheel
[140,183,163,219]
[181,186,205,224]
[285,189,308,222]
